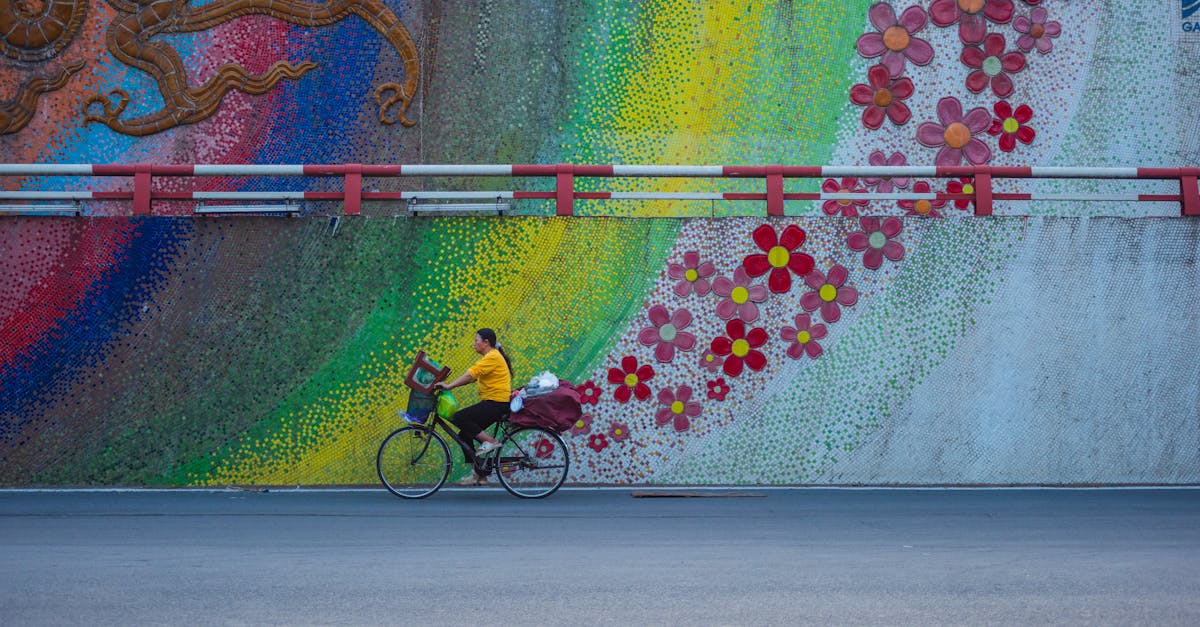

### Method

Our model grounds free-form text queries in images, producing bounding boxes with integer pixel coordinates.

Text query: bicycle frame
[410,406,506,469]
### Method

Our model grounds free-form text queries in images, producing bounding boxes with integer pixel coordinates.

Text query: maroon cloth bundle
[508,381,583,433]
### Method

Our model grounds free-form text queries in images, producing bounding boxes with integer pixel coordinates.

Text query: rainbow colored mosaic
[2,2,1197,485]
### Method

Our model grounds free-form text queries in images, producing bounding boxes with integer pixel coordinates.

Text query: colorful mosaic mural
[1,2,1198,485]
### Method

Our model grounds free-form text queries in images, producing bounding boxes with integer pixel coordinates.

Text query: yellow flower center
[962,183,974,194]
[1003,117,1019,134]
[574,419,585,429]
[624,373,638,387]
[767,245,790,268]
[837,188,853,206]
[684,268,699,282]
[670,401,685,415]
[819,284,838,302]
[731,338,751,358]
[614,428,623,436]
[915,199,932,215]
[796,330,811,344]
[730,286,749,304]
[704,354,715,363]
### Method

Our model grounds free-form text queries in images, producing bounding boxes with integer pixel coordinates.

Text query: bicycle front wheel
[495,427,570,498]
[377,426,451,499]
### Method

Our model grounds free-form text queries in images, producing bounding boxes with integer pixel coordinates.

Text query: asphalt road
[1,487,1198,625]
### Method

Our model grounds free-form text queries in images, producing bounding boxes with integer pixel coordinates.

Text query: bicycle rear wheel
[377,426,451,499]
[495,427,569,498]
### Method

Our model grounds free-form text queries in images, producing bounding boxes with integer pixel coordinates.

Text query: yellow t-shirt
[468,349,511,403]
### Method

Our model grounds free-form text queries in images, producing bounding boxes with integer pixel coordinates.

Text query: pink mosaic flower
[607,421,631,443]
[849,65,914,130]
[577,380,602,406]
[638,305,697,362]
[929,0,1015,44]
[962,33,1026,98]
[864,150,911,194]
[706,377,730,401]
[988,101,1036,152]
[899,181,947,218]
[712,267,767,323]
[743,224,815,294]
[801,265,859,324]
[855,2,934,77]
[946,177,975,210]
[916,97,992,166]
[655,385,702,432]
[607,356,654,403]
[570,413,593,437]
[1014,7,1061,53]
[699,350,725,373]
[667,251,716,297]
[588,433,609,452]
[821,177,869,219]
[710,318,768,378]
[847,217,905,270]
[781,313,827,360]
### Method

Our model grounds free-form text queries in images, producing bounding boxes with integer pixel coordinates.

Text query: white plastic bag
[510,390,525,413]
[524,370,559,398]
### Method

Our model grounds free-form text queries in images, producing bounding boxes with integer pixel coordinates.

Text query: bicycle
[376,390,571,499]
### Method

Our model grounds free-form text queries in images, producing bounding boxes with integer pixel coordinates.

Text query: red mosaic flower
[607,421,631,443]
[930,0,1015,44]
[710,318,768,378]
[899,181,947,218]
[849,65,915,130]
[638,305,697,363]
[962,33,1026,98]
[946,177,975,210]
[743,224,814,294]
[607,356,654,403]
[570,414,593,437]
[847,217,905,270]
[587,433,609,452]
[821,177,869,219]
[988,101,1036,152]
[577,380,602,406]
[655,385,702,432]
[706,377,730,401]
[800,265,859,324]
[534,436,555,459]
[781,313,828,360]
[855,2,935,77]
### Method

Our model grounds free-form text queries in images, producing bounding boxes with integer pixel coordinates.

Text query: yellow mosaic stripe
[205,218,663,484]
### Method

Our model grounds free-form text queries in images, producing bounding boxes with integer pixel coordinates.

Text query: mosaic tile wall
[1,2,1198,485]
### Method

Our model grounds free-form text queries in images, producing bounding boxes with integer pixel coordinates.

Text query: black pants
[453,399,508,475]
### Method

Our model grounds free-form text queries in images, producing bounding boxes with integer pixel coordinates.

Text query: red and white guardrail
[0,164,1196,216]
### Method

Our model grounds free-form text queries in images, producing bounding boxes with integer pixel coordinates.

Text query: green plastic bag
[437,390,459,418]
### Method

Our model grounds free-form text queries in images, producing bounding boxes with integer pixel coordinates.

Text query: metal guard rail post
[0,164,1196,217]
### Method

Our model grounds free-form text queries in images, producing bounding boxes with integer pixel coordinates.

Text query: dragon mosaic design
[0,0,420,136]
[0,0,89,133]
